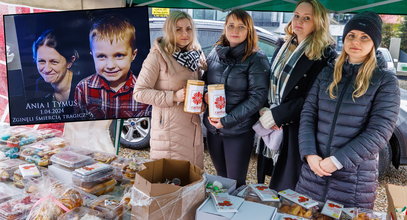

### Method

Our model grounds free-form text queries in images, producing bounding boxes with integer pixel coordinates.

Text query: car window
[197,30,221,56]
[150,25,277,62]
[149,29,161,46]
[380,49,392,62]
[258,39,277,62]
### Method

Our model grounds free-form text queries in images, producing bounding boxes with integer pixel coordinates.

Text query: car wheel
[378,143,392,177]
[109,117,151,150]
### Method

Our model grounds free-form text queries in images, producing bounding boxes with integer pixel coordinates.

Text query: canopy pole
[113,119,124,155]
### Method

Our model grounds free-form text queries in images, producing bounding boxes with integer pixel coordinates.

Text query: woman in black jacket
[296,12,400,208]
[203,9,269,187]
[257,0,336,191]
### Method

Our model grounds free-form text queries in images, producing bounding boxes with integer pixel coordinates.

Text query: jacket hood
[375,49,387,69]
[215,41,247,62]
[152,37,178,74]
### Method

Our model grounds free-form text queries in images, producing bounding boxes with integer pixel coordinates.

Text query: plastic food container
[0,159,26,181]
[274,212,307,220]
[0,183,22,203]
[242,185,280,208]
[50,151,94,170]
[92,152,117,164]
[278,189,319,219]
[321,200,344,219]
[13,165,44,189]
[36,128,62,140]
[4,128,62,147]
[1,128,41,147]
[0,146,19,159]
[20,143,50,157]
[0,146,8,161]
[356,208,387,220]
[72,163,114,188]
[42,137,69,149]
[20,141,65,166]
[90,195,124,220]
[0,127,33,145]
[60,146,94,156]
[341,208,358,220]
[58,207,103,220]
[111,157,149,181]
[0,195,39,220]
[79,179,117,196]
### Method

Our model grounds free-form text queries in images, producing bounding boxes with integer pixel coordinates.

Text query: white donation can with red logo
[208,84,227,118]
[184,80,205,113]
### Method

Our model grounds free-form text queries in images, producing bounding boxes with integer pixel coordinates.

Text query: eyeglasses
[226,24,247,32]
[292,14,312,23]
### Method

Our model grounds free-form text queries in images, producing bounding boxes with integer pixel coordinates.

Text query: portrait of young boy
[74,14,150,119]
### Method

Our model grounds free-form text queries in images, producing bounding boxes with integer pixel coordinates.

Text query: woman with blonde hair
[296,11,399,208]
[134,11,205,168]
[203,9,270,187]
[257,0,336,191]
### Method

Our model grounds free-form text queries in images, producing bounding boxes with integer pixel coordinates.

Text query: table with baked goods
[0,125,400,220]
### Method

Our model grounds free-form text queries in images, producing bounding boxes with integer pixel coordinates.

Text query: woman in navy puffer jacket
[295,12,400,209]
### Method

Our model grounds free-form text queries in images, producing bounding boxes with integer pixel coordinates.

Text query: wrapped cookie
[0,159,26,182]
[0,195,39,220]
[278,189,319,219]
[90,195,124,220]
[26,178,84,220]
[59,207,103,220]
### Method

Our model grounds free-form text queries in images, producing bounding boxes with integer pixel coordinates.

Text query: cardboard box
[205,174,237,194]
[386,184,407,220]
[230,200,276,220]
[131,158,205,220]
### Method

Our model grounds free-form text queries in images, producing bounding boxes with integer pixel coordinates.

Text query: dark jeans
[206,130,255,187]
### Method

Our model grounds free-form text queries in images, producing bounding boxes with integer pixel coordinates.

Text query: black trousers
[206,130,254,187]
[256,139,274,184]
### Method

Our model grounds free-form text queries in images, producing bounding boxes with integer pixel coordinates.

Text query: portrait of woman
[32,29,81,104]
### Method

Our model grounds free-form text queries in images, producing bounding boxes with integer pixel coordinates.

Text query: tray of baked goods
[230,185,388,220]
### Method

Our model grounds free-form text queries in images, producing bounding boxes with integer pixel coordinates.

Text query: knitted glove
[259,108,275,129]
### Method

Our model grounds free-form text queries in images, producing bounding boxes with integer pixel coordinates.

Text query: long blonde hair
[285,0,334,60]
[161,11,201,54]
[216,9,259,61]
[328,48,377,99]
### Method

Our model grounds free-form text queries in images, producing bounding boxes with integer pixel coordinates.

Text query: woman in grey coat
[296,12,400,209]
